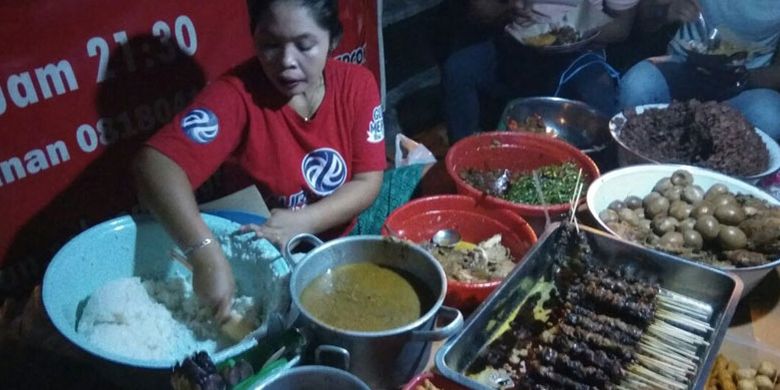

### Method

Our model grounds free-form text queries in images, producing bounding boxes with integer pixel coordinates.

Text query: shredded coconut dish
[424,234,516,282]
[77,275,259,362]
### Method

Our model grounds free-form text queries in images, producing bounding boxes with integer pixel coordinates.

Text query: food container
[41,214,290,370]
[435,223,742,389]
[445,131,600,234]
[716,333,780,372]
[586,164,780,295]
[283,234,464,389]
[382,195,537,312]
[496,96,611,155]
[610,103,780,183]
[257,365,370,390]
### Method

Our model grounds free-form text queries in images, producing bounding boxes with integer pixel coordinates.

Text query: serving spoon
[431,228,462,247]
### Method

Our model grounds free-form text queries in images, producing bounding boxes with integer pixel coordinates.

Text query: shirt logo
[302,148,347,196]
[367,105,384,143]
[181,108,219,144]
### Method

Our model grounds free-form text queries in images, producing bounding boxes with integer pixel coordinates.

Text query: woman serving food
[132,0,386,321]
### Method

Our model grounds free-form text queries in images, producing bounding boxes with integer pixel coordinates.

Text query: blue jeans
[619,58,780,140]
[443,39,619,143]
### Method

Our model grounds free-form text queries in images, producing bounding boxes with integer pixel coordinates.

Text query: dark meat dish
[619,100,769,177]
[467,224,712,390]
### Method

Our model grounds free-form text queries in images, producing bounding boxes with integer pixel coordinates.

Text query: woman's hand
[509,0,536,26]
[241,208,313,248]
[189,244,235,322]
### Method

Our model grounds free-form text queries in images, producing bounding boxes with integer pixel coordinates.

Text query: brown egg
[705,183,729,200]
[682,185,705,205]
[714,204,746,225]
[691,202,715,218]
[679,218,697,232]
[670,170,693,186]
[608,200,626,211]
[625,195,643,209]
[710,193,737,208]
[659,231,684,249]
[695,215,720,240]
[652,216,678,235]
[663,186,683,202]
[599,209,619,224]
[682,229,704,250]
[719,226,747,250]
[669,200,693,220]
[618,208,640,226]
[653,177,673,193]
[644,195,670,219]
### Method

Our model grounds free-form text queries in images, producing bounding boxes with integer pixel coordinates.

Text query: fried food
[524,33,557,47]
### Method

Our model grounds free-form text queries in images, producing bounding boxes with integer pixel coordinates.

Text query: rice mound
[77,276,241,362]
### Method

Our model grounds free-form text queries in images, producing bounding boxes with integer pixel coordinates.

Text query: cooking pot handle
[411,305,463,342]
[314,344,350,370]
[282,233,324,267]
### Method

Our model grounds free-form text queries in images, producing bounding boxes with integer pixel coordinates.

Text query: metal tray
[435,223,743,389]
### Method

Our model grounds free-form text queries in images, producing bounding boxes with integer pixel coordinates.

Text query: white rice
[77,275,257,362]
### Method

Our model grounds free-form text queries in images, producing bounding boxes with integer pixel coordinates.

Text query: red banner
[0,0,380,274]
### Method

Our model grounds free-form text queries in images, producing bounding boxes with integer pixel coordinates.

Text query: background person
[619,0,780,139]
[132,0,386,320]
[442,0,639,143]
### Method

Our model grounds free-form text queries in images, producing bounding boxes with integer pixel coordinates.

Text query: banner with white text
[0,0,380,277]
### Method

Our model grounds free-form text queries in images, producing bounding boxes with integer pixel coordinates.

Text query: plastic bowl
[41,213,289,369]
[383,195,537,312]
[586,164,780,296]
[445,132,600,226]
[610,103,780,183]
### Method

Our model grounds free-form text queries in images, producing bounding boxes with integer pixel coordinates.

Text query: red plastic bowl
[402,372,468,390]
[445,132,600,217]
[383,195,537,312]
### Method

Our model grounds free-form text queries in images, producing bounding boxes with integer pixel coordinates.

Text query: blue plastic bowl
[42,213,289,369]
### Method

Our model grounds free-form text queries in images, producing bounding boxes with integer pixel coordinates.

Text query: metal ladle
[431,228,461,247]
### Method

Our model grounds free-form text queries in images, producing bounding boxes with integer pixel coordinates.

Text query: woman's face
[254,2,332,97]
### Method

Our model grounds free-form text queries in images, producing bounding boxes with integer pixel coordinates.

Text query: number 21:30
[86,15,198,83]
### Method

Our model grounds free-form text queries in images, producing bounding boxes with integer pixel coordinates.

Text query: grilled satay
[567,283,656,325]
[564,305,644,344]
[549,334,624,380]
[528,361,600,390]
[537,346,613,387]
[558,323,637,362]
[582,269,659,302]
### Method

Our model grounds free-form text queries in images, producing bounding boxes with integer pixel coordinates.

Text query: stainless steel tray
[435,223,743,389]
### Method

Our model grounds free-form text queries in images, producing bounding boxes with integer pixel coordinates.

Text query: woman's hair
[248,0,344,49]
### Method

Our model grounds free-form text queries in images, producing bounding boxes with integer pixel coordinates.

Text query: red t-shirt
[146,58,387,236]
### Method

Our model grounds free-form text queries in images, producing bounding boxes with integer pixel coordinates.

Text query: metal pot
[258,365,370,390]
[283,235,464,389]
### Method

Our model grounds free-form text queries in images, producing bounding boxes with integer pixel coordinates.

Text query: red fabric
[147,58,386,236]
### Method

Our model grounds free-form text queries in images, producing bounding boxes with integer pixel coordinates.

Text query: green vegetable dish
[460,162,588,205]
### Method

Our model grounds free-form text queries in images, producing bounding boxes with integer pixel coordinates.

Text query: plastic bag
[394,134,436,168]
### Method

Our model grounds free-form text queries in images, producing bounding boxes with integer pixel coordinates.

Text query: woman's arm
[132,147,235,321]
[245,170,384,246]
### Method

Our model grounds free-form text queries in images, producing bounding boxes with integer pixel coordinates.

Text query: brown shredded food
[619,100,769,177]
